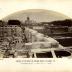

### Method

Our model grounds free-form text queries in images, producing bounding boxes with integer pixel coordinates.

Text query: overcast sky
[0,0,72,19]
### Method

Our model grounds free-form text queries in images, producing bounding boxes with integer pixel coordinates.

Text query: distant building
[8,20,21,26]
[25,17,32,25]
[24,17,45,33]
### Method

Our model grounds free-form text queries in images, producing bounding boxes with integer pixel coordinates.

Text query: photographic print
[0,0,72,72]
[0,9,72,58]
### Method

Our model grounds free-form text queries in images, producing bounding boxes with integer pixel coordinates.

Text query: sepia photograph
[0,9,72,58]
[0,0,72,72]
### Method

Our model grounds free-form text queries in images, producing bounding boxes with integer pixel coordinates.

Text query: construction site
[0,17,72,58]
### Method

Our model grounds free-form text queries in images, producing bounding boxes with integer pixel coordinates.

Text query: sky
[0,0,72,19]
